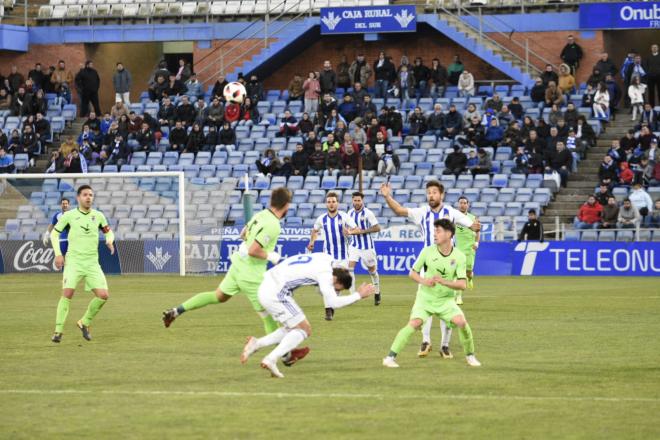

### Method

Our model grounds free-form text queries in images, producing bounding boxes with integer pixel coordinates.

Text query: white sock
[265,328,308,363]
[441,320,453,348]
[369,271,380,294]
[255,327,287,349]
[349,269,356,293]
[421,317,433,344]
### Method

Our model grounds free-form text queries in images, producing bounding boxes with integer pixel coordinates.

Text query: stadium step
[0,183,29,230]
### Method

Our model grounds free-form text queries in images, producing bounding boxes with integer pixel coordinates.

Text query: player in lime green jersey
[454,196,480,305]
[382,218,481,368]
[50,185,115,343]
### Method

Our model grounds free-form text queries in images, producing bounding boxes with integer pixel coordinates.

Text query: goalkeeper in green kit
[454,196,480,305]
[382,219,481,368]
[50,185,115,343]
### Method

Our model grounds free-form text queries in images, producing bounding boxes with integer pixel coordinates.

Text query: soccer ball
[223,82,247,104]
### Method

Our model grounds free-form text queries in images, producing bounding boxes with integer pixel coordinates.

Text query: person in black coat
[518,210,544,241]
[291,143,308,176]
[184,123,205,155]
[530,78,546,105]
[168,120,188,153]
[560,35,583,75]
[105,134,130,166]
[217,122,236,146]
[75,61,101,117]
[443,145,467,176]
[546,141,572,187]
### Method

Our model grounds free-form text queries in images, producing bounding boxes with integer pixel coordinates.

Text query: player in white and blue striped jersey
[380,179,480,358]
[347,192,382,306]
[307,191,359,320]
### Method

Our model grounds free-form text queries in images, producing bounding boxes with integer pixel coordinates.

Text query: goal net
[0,172,236,276]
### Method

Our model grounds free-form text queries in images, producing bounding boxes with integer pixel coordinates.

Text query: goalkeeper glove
[42,231,50,246]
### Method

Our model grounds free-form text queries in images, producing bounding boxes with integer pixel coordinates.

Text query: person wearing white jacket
[628,75,647,121]
[628,183,654,224]
[458,70,475,97]
[593,82,610,119]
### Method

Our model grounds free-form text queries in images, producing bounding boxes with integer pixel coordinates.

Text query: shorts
[62,260,107,291]
[332,259,350,269]
[348,246,377,268]
[218,264,264,312]
[459,249,475,272]
[410,296,464,328]
[258,274,306,328]
[60,240,68,256]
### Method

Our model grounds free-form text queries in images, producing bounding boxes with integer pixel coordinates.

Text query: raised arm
[380,183,408,217]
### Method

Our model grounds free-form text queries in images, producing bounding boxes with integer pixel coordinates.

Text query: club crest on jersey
[91,216,96,221]
[442,208,450,218]
[450,259,456,266]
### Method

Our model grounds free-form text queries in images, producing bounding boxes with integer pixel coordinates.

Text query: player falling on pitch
[50,185,115,343]
[380,180,480,359]
[382,219,481,368]
[454,196,480,305]
[162,188,309,366]
[240,253,375,378]
[347,192,382,305]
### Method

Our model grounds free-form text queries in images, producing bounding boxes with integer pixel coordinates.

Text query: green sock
[389,324,417,356]
[458,322,475,355]
[81,297,107,326]
[55,297,70,333]
[262,315,279,334]
[179,291,219,313]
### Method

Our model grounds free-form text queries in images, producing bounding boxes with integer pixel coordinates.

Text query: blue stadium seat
[471,202,487,217]
[399,162,415,177]
[309,190,325,204]
[321,176,337,190]
[389,175,405,190]
[581,230,598,241]
[195,151,212,165]
[480,188,498,203]
[486,202,505,217]
[497,187,516,202]
[473,174,490,189]
[163,152,179,166]
[455,175,473,189]
[440,175,455,189]
[526,174,543,189]
[410,149,427,163]
[404,175,422,190]
[179,153,195,166]
[616,230,634,242]
[494,147,512,161]
[337,175,353,190]
[415,162,433,176]
[491,174,508,188]
[445,189,461,204]
[508,174,526,188]
[254,175,270,190]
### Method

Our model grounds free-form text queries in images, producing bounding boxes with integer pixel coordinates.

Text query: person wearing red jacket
[619,162,634,185]
[573,195,602,229]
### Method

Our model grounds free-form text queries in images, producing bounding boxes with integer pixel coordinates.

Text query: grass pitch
[0,274,659,439]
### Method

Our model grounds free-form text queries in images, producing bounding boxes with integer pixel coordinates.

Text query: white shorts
[332,259,350,269]
[348,247,377,268]
[258,275,306,329]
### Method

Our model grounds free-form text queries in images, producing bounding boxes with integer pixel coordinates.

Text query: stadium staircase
[542,119,630,232]
[0,182,28,229]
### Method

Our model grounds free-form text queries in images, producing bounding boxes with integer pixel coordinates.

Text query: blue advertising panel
[320,5,416,34]
[579,2,660,30]
[143,240,180,273]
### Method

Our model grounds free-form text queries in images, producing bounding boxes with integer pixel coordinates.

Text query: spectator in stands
[51,60,73,104]
[338,94,357,123]
[593,82,610,120]
[560,35,583,75]
[638,103,659,132]
[336,55,351,90]
[507,96,523,121]
[0,148,14,173]
[485,94,503,112]
[545,81,564,108]
[618,198,640,229]
[624,55,646,99]
[444,144,467,177]
[63,148,87,174]
[638,125,657,151]
[360,143,378,178]
[0,88,11,111]
[376,132,396,176]
[322,108,345,136]
[351,82,367,106]
[210,74,228,100]
[134,122,155,152]
[387,107,404,137]
[530,77,546,108]
[618,129,637,154]
[291,143,308,177]
[563,102,578,128]
[646,138,658,164]
[169,120,188,153]
[302,72,321,116]
[396,64,415,102]
[426,103,445,138]
[127,111,143,138]
[412,57,430,98]
[497,105,515,128]
[319,61,337,96]
[325,145,342,176]
[458,70,475,97]
[518,209,543,241]
[545,126,563,157]
[600,196,619,229]
[110,99,128,120]
[34,112,50,143]
[255,148,281,176]
[447,55,464,86]
[603,74,621,121]
[149,75,168,103]
[319,93,337,120]
[11,87,31,117]
[341,144,359,177]
[629,183,654,221]
[204,97,223,128]
[463,103,480,125]
[565,127,581,159]
[302,130,317,154]
[335,120,348,143]
[347,54,371,89]
[512,146,533,174]
[112,62,132,105]
[176,95,196,127]
[598,155,618,186]
[463,114,485,148]
[31,89,47,117]
[541,64,558,86]
[323,132,340,152]
[175,59,192,83]
[619,162,634,185]
[595,52,617,78]
[469,148,492,176]
[429,58,448,98]
[366,116,387,146]
[576,115,596,152]
[307,142,327,176]
[484,118,504,149]
[504,120,523,147]
[164,73,186,98]
[0,129,7,151]
[373,52,395,100]
[608,139,624,165]
[193,97,208,125]
[183,123,204,155]
[648,200,660,227]
[156,96,175,129]
[201,125,218,151]
[548,141,572,187]
[184,73,203,101]
[444,104,463,139]
[574,195,602,229]
[633,157,653,186]
[645,44,660,107]
[294,113,312,136]
[27,63,45,91]
[288,74,304,102]
[103,134,129,167]
[548,104,563,126]
[7,66,23,94]
[558,64,576,95]
[76,61,101,117]
[351,120,367,146]
[408,106,427,136]
[6,129,21,155]
[358,94,376,120]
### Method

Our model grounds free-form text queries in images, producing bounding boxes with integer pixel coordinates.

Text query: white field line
[1,389,659,403]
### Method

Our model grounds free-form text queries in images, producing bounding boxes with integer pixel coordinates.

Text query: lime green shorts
[62,260,108,291]
[219,265,264,312]
[410,297,464,328]
[459,248,475,272]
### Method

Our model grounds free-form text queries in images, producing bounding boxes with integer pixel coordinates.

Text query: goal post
[0,171,235,276]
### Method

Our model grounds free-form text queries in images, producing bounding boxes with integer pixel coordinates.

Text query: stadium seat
[337,175,353,190]
[480,188,498,203]
[455,175,473,189]
[581,230,598,241]
[491,174,508,188]
[616,230,634,242]
[321,176,337,190]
